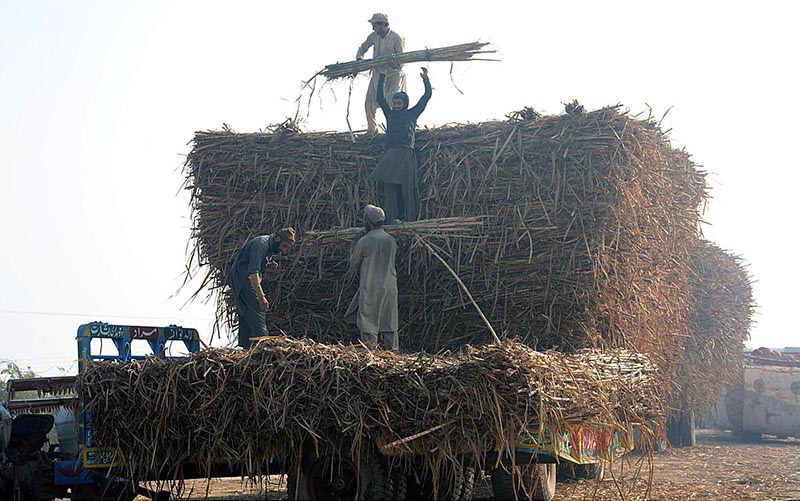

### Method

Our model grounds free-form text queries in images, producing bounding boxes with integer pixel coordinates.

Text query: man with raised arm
[369,67,432,222]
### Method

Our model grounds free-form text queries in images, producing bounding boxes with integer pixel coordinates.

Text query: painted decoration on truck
[164,325,199,341]
[130,326,160,339]
[83,447,122,468]
[515,425,634,464]
[87,323,126,339]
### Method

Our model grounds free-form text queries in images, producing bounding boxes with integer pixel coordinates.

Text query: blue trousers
[231,274,269,348]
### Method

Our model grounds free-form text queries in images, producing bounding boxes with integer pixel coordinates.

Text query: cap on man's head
[276,227,296,244]
[364,204,385,224]
[368,13,389,24]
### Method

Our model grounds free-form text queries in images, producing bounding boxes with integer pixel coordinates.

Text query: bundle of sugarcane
[318,41,497,80]
[77,337,663,486]
[670,240,754,415]
[183,104,707,391]
[300,216,486,246]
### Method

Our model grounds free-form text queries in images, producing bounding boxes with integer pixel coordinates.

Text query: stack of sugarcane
[317,41,497,80]
[671,240,755,415]
[300,216,487,246]
[184,104,707,387]
[77,337,663,484]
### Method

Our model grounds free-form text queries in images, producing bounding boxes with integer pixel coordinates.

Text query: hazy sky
[1,0,798,376]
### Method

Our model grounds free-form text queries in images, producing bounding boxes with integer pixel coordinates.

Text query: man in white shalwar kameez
[344,204,399,351]
[356,13,406,134]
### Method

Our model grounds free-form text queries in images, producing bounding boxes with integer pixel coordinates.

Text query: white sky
[1,0,798,376]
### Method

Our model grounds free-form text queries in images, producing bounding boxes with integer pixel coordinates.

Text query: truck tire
[404,463,476,500]
[71,482,136,501]
[460,465,476,500]
[12,458,60,501]
[737,431,763,442]
[666,413,696,447]
[286,443,393,500]
[580,462,604,480]
[391,469,407,500]
[491,463,556,501]
[557,461,604,481]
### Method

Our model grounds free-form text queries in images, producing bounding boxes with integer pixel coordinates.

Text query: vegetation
[0,360,36,402]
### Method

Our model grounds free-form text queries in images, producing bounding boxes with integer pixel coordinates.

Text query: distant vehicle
[0,322,202,500]
[716,350,800,440]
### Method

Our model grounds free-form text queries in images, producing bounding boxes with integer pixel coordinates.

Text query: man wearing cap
[356,13,406,134]
[230,228,296,348]
[368,67,432,223]
[344,205,399,352]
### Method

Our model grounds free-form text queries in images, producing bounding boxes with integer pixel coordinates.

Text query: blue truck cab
[0,322,200,501]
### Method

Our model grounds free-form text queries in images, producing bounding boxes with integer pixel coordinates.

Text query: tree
[0,360,37,402]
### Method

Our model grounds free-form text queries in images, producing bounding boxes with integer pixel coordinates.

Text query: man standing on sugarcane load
[344,205,399,352]
[369,67,432,223]
[356,13,406,134]
[230,228,296,348]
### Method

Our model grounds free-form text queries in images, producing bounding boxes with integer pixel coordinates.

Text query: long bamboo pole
[414,233,501,344]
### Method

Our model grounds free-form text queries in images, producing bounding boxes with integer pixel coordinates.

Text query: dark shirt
[378,74,432,149]
[232,235,275,279]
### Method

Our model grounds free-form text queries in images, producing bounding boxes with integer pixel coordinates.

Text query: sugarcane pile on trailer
[77,337,663,487]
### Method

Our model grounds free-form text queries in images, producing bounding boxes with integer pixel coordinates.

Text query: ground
[555,430,800,501]
[120,430,799,501]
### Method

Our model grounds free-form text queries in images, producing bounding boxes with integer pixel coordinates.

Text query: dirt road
[132,430,800,500]
[556,430,800,500]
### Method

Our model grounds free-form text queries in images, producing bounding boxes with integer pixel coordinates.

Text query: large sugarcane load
[668,240,755,445]
[71,103,713,499]
[684,240,755,410]
[184,103,707,382]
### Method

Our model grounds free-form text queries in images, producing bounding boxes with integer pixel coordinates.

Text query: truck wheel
[71,483,136,501]
[460,465,476,500]
[286,443,392,500]
[491,463,556,501]
[737,431,763,442]
[666,413,696,447]
[580,462,604,480]
[404,463,475,500]
[391,469,407,500]
[12,460,58,501]
[557,461,604,481]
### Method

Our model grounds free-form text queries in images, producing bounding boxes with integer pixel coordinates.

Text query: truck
[1,322,202,500]
[715,351,800,440]
[2,322,636,501]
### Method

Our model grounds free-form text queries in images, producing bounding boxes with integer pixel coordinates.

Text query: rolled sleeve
[245,237,271,276]
[357,33,375,59]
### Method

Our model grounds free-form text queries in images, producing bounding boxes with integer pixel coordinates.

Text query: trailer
[3,322,641,500]
[717,354,800,440]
